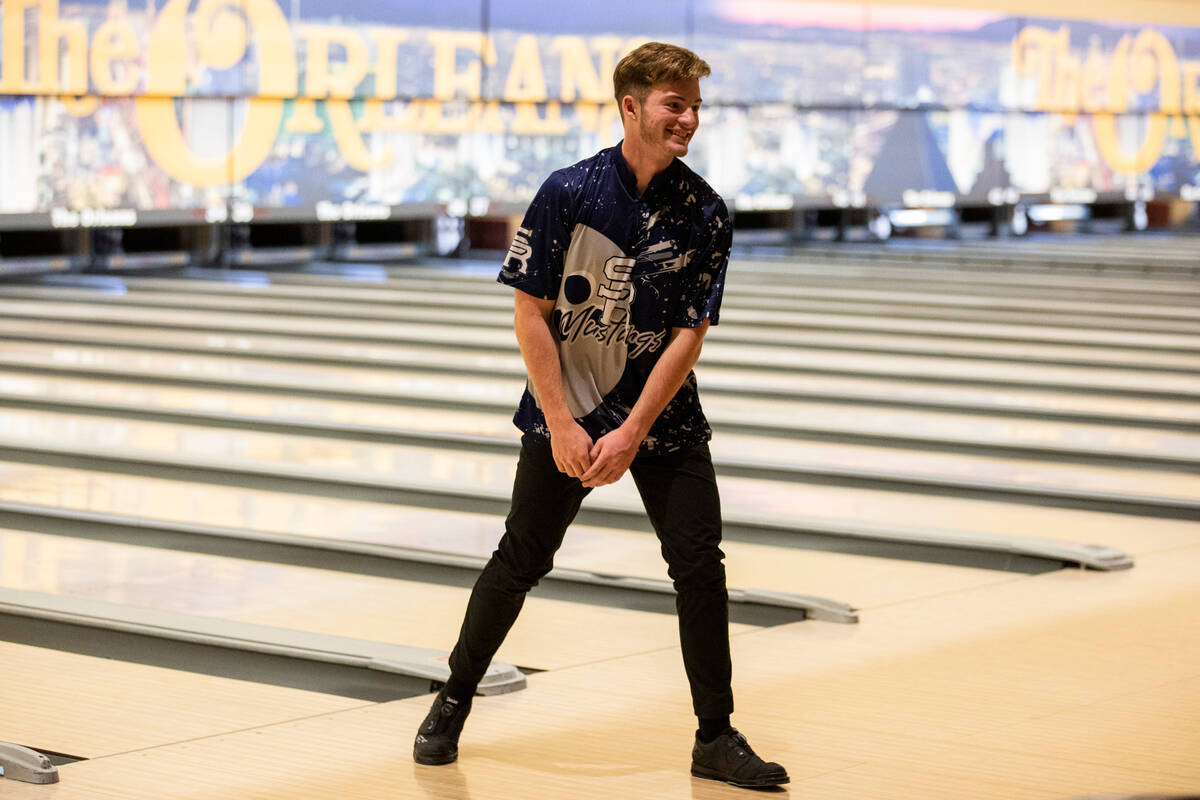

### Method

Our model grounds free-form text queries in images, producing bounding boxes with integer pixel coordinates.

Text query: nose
[678,107,698,130]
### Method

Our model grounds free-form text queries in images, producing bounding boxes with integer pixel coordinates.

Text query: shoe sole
[691,765,790,787]
[413,750,458,766]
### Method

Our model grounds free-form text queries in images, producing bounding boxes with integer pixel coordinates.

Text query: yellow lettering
[1093,112,1167,174]
[503,35,547,102]
[1130,29,1180,113]
[510,101,568,134]
[143,0,190,95]
[302,25,369,98]
[195,0,247,70]
[286,98,325,132]
[1185,63,1200,114]
[1054,50,1081,119]
[1012,26,1068,111]
[406,99,501,134]
[429,31,495,100]
[60,94,100,116]
[369,28,409,100]
[1106,35,1133,112]
[137,0,296,185]
[575,101,621,144]
[0,0,37,91]
[90,18,138,95]
[326,100,392,169]
[37,0,89,93]
[419,99,473,133]
[479,99,504,133]
[554,35,624,102]
[1080,46,1109,113]
[359,99,421,131]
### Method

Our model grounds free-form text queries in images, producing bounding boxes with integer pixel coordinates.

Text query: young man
[413,41,788,789]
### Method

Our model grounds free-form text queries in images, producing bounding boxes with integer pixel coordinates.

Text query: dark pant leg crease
[448,435,590,690]
[630,443,734,718]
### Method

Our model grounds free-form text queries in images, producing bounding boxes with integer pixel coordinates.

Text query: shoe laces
[725,730,754,759]
[424,696,463,734]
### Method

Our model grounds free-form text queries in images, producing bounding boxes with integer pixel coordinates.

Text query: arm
[579,319,711,488]
[512,289,595,478]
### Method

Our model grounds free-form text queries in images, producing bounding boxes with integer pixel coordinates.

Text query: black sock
[698,716,732,743]
[443,676,476,704]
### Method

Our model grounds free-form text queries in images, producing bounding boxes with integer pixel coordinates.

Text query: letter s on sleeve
[497,171,577,300]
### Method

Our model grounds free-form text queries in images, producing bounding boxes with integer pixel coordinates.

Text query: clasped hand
[550,423,640,488]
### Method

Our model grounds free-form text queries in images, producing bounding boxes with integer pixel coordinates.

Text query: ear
[621,94,638,120]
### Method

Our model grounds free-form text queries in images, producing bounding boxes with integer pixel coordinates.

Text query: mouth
[666,128,693,143]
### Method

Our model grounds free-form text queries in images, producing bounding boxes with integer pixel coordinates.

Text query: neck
[620,136,673,195]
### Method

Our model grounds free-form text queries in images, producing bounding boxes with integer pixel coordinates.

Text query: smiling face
[624,78,703,161]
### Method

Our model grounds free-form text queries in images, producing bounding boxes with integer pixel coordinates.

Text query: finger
[580,457,606,482]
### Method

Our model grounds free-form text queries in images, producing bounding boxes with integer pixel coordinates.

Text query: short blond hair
[612,42,711,107]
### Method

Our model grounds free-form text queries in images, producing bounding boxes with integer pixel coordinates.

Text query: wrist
[544,409,577,431]
[621,416,652,444]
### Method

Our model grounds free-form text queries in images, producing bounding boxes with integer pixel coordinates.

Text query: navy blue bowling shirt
[498,143,732,454]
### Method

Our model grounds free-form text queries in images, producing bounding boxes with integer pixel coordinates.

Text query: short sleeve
[497,172,576,299]
[672,196,732,327]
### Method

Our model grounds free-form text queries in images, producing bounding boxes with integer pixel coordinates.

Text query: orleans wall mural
[0,0,1198,228]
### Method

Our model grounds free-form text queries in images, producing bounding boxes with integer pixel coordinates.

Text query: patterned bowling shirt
[498,143,732,454]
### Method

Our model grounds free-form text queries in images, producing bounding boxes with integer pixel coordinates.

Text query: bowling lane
[1,371,1196,508]
[5,325,1198,428]
[5,289,1200,351]
[7,307,1200,374]
[0,639,364,759]
[1,343,1197,458]
[0,527,754,672]
[377,257,1200,302]
[0,463,1022,610]
[101,275,1200,330]
[3,318,1199,407]
[2,409,1198,557]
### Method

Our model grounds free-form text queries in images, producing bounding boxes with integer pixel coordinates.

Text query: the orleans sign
[1013,26,1200,173]
[2,0,1198,187]
[1,0,640,185]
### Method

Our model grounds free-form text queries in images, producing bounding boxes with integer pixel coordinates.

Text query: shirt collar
[612,142,680,201]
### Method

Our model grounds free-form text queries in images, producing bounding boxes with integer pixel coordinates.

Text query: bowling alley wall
[0,0,1198,233]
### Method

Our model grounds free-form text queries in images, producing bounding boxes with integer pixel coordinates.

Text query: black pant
[447,435,734,717]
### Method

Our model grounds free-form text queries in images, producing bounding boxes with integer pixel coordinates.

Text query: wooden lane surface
[126,272,1200,316]
[2,398,1200,510]
[5,295,1200,390]
[3,343,1199,454]
[227,261,1200,304]
[3,408,1198,558]
[2,335,1195,429]
[5,293,1200,354]
[0,639,364,759]
[7,316,1200,404]
[406,255,1200,296]
[4,547,1196,799]
[4,408,1200,551]
[0,528,757,672]
[9,314,1200,374]
[0,462,1025,611]
[0,303,1195,398]
[67,275,1200,330]
[1,371,1197,506]
[779,236,1200,268]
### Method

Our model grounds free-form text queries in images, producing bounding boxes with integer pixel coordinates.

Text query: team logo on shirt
[502,226,534,277]
[545,224,671,418]
[598,256,636,324]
